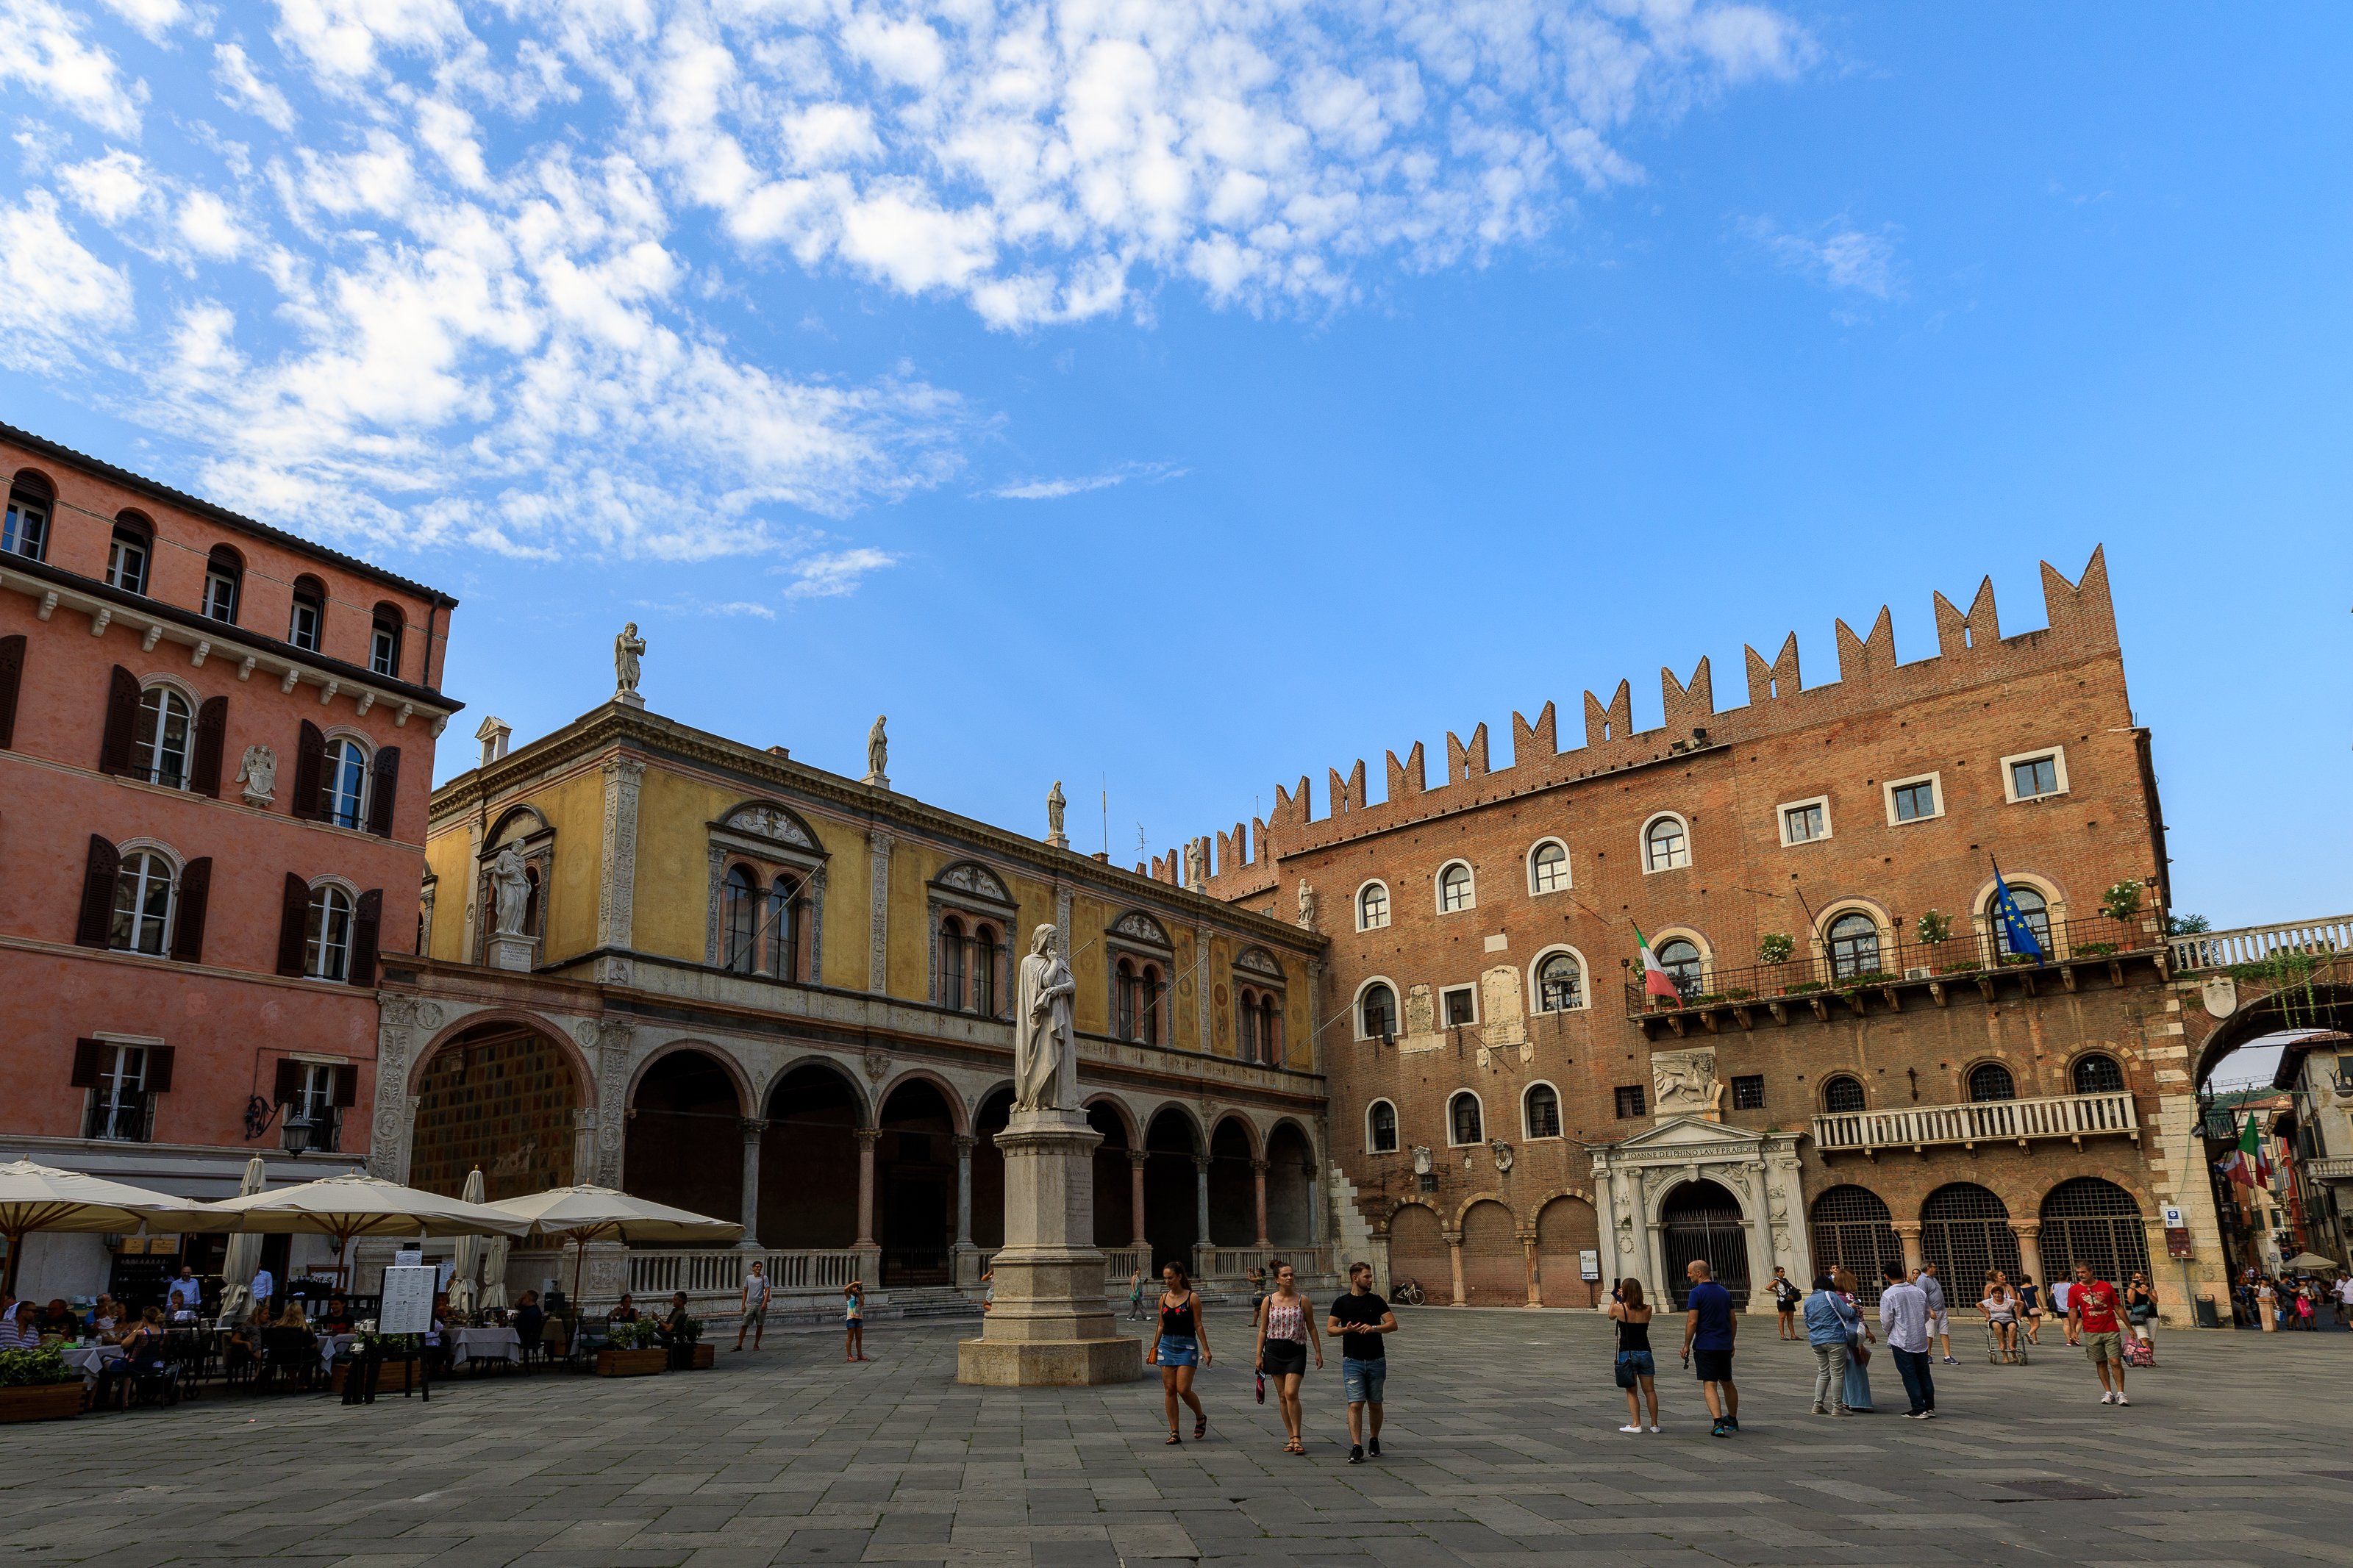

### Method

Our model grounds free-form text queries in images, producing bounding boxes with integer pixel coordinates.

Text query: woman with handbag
[1606,1278,1660,1433]
[2124,1272,2159,1344]
[1839,1280,1877,1411]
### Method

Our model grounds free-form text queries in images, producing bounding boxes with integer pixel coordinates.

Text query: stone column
[595,756,645,984]
[738,1118,766,1248]
[1593,1159,1621,1289]
[866,832,893,995]
[1739,1162,1777,1314]
[855,1129,879,1247]
[1521,1230,1542,1307]
[1128,1150,1149,1253]
[1446,1230,1467,1306]
[1252,1159,1271,1247]
[2011,1219,2043,1284]
[1193,1155,1214,1275]
[954,1135,976,1247]
[1893,1220,1924,1275]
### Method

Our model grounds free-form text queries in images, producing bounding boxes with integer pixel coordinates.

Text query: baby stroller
[2124,1334,2155,1368]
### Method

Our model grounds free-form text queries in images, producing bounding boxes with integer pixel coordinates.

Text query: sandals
[1194,1417,1208,1440]
[1165,1431,1182,1445]
[1283,1439,1304,1455]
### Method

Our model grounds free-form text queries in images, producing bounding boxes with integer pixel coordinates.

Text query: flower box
[329,1358,417,1396]
[688,1344,714,1370]
[596,1348,667,1378]
[0,1382,85,1423]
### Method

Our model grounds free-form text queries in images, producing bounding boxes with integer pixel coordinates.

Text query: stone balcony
[1811,1088,2139,1156]
[2303,1156,2353,1181]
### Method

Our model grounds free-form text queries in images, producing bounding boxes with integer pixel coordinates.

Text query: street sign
[2163,1203,2191,1259]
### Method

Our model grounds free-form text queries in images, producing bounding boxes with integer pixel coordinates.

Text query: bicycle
[1388,1278,1427,1307]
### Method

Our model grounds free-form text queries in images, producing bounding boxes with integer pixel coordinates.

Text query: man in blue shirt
[1679,1259,1739,1437]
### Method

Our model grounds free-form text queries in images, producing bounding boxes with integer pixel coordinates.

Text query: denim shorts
[1340,1356,1387,1404]
[1157,1335,1199,1368]
[1613,1350,1655,1386]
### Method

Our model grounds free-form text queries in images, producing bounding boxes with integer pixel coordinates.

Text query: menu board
[380,1265,436,1335]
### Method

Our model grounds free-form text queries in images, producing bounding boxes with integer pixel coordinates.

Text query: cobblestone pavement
[6,1309,2346,1568]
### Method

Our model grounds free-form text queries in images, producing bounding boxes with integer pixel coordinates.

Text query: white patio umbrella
[482,1185,743,1306]
[447,1167,486,1321]
[479,1234,511,1312]
[0,1157,205,1297]
[213,1155,268,1326]
[194,1170,528,1287]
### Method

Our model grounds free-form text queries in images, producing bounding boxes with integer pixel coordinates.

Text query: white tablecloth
[316,1333,354,1368]
[61,1345,124,1383]
[450,1328,521,1367]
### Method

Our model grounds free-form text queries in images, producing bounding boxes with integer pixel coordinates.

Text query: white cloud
[782,546,896,599]
[97,0,186,43]
[0,190,135,363]
[990,460,1185,501]
[214,43,297,132]
[176,189,243,259]
[1743,216,1902,301]
[57,148,150,223]
[0,0,147,137]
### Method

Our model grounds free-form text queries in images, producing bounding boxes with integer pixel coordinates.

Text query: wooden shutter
[272,1057,304,1105]
[330,1064,358,1108]
[143,1046,175,1094]
[75,835,119,948]
[171,857,212,963]
[290,720,325,820]
[0,633,24,748]
[366,746,400,837]
[190,695,227,798]
[276,872,309,976]
[71,1038,107,1088]
[350,888,382,987]
[99,665,139,775]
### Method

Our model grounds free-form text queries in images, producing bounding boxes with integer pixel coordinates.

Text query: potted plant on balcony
[596,1319,668,1378]
[0,1346,86,1422]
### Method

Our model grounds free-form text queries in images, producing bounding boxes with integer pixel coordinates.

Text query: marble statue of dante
[613,623,646,695]
[1013,923,1077,1111]
[490,844,530,936]
[1046,780,1065,837]
[867,715,888,778]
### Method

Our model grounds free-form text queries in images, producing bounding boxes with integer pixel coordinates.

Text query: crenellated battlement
[1186,548,2119,899]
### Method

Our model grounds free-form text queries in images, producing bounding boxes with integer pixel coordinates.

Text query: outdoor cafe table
[61,1344,124,1383]
[316,1333,354,1369]
[449,1327,521,1367]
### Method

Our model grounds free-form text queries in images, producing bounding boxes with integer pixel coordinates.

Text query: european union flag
[1991,867,2046,962]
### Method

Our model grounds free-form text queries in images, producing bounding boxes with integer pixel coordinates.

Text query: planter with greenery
[1757,934,1794,965]
[598,1318,668,1376]
[0,1348,85,1422]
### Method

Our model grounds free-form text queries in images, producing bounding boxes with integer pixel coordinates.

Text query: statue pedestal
[957,1109,1141,1386]
[485,933,535,972]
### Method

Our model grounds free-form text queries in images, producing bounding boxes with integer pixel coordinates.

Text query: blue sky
[4,3,2347,927]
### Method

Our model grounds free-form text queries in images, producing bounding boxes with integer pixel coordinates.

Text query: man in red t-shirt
[2069,1263,2129,1406]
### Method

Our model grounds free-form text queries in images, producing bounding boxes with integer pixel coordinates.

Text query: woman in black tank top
[1607,1278,1660,1433]
[1148,1263,1212,1443]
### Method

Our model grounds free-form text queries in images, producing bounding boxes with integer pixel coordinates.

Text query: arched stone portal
[760,1062,862,1249]
[626,1050,743,1225]
[409,1021,582,1200]
[1659,1179,1751,1309]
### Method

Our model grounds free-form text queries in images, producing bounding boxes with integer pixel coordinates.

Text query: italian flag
[1635,926,1680,1003]
[2217,1116,2264,1189]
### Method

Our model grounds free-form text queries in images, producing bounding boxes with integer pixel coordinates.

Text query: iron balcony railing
[1623,911,2159,1017]
[2168,914,2353,973]
[1812,1089,2138,1153]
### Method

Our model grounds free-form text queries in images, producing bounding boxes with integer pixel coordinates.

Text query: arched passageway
[1809,1184,1903,1303]
[1264,1122,1316,1247]
[626,1050,742,1223]
[1143,1110,1201,1272]
[1388,1204,1447,1300]
[1460,1200,1520,1305]
[759,1063,861,1249]
[1919,1182,2022,1290]
[409,1021,583,1200]
[1660,1179,1750,1309]
[1207,1118,1256,1246]
[876,1079,957,1286]
[1087,1101,1133,1250]
[970,1088,1013,1250]
[2038,1177,2151,1285]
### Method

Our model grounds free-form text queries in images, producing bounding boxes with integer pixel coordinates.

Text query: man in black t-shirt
[1327,1261,1398,1464]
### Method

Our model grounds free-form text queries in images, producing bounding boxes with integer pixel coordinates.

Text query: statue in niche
[1652,1048,1721,1114]
[1046,780,1066,843]
[1013,923,1077,1111]
[490,844,530,936]
[235,743,277,807]
[866,715,889,781]
[613,623,646,698]
[1296,880,1317,930]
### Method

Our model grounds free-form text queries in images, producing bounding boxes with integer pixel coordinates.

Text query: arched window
[1991,885,2052,957]
[721,865,758,973]
[1360,982,1396,1039]
[1524,1083,1561,1139]
[1529,840,1569,894]
[972,924,999,1015]
[1821,1074,1867,1114]
[1135,962,1160,1044]
[306,884,354,981]
[1809,1185,1904,1305]
[766,874,801,980]
[1967,1062,2017,1103]
[2071,1053,2124,1095]
[1438,862,1474,912]
[4,476,50,559]
[1644,815,1690,871]
[289,575,326,653]
[1535,951,1582,1012]
[111,851,175,955]
[1357,881,1390,931]
[1116,957,1138,1039]
[131,687,193,790]
[1368,1100,1399,1153]
[939,914,967,1008]
[1237,987,1282,1064]
[318,737,368,828]
[2037,1177,2150,1286]
[1656,937,1703,998]
[370,604,404,679]
[1827,912,1881,979]
[1921,1182,2023,1289]
[203,546,243,623]
[107,517,151,595]
[1449,1092,1483,1146]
